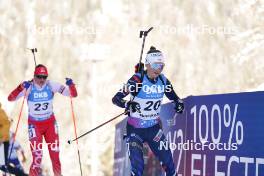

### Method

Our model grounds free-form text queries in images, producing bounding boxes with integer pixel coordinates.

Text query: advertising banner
[114,91,264,176]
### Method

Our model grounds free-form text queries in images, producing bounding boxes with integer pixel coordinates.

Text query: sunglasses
[35,75,48,79]
[150,63,164,70]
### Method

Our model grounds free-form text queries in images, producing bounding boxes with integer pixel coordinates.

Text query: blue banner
[114,91,264,176]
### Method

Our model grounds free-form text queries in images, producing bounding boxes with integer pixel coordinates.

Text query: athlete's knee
[131,166,144,176]
[47,139,60,151]
[158,150,176,176]
[129,153,144,176]
[161,158,176,176]
[126,134,144,176]
[30,151,43,176]
[32,149,43,167]
[126,133,143,155]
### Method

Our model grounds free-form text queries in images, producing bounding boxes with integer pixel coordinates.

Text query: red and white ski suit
[8,80,77,176]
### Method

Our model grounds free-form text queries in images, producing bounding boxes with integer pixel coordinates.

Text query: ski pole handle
[146,27,153,34]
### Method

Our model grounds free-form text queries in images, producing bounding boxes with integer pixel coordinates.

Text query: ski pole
[8,89,27,166]
[68,111,127,144]
[69,95,83,176]
[138,27,153,73]
[27,48,37,67]
[6,48,36,175]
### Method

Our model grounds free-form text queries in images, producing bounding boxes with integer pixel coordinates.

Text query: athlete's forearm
[61,85,77,97]
[52,81,77,97]
[112,91,128,108]
[165,79,180,101]
[8,84,24,101]
[112,74,141,108]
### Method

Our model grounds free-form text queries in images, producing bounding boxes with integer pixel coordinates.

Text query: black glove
[125,101,141,113]
[174,99,184,113]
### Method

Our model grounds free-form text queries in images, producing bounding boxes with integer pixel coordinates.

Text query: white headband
[145,52,165,64]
